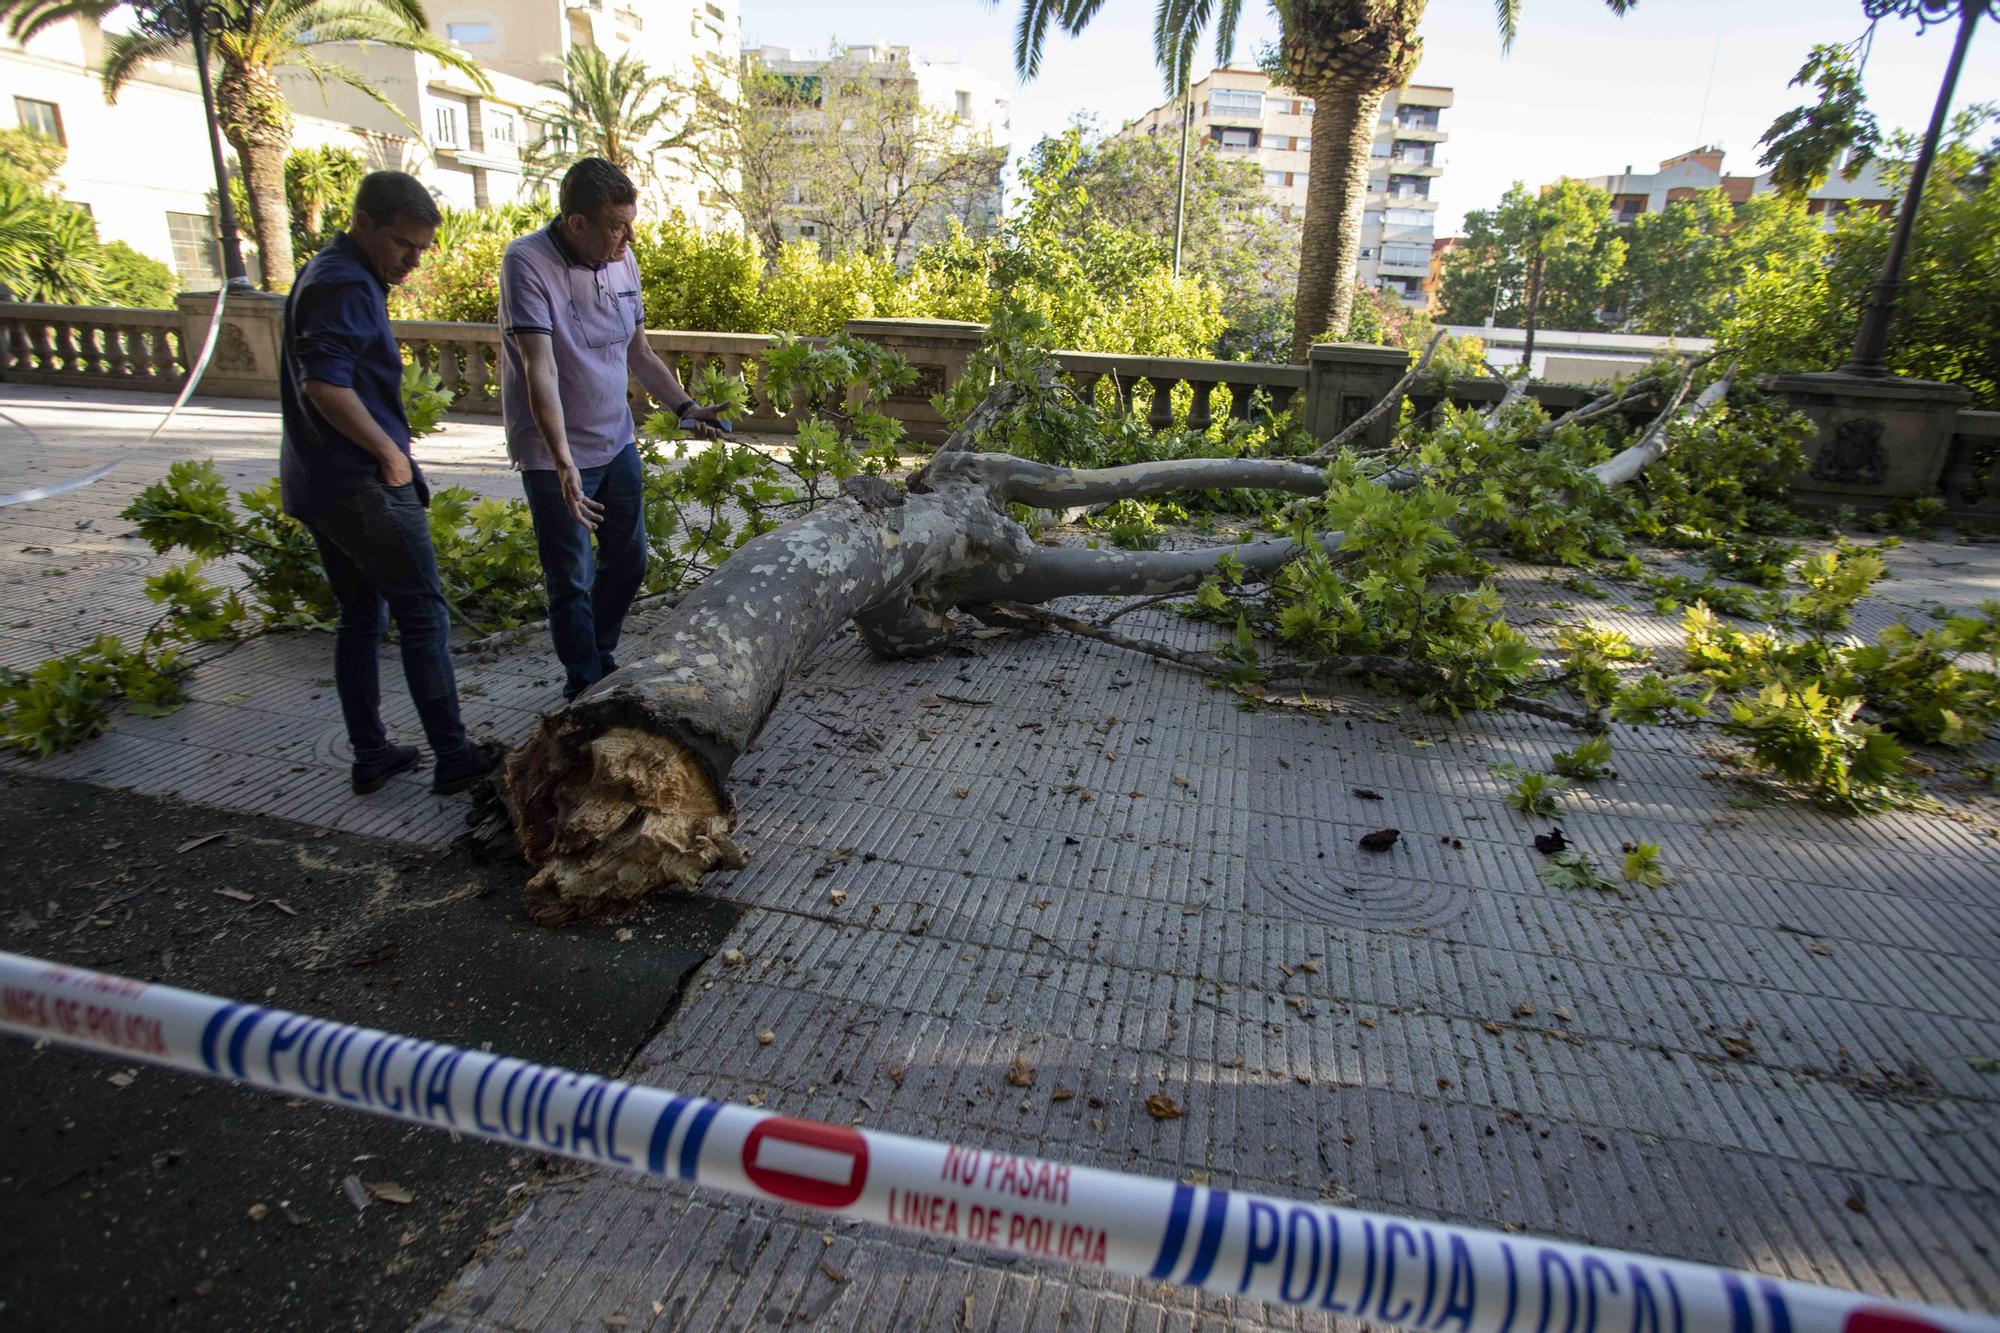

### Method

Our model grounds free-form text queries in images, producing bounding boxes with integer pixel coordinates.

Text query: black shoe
[351,743,420,795]
[432,741,503,796]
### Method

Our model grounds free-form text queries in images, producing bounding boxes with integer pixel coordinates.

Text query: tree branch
[994,603,1603,731]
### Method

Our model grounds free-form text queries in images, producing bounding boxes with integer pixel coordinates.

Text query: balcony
[1377,257,1431,277]
[1393,124,1447,142]
[1389,159,1444,177]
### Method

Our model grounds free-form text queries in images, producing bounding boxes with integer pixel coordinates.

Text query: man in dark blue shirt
[280,171,496,796]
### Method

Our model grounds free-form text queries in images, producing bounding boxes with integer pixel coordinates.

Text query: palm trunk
[216,62,296,290]
[1289,85,1389,363]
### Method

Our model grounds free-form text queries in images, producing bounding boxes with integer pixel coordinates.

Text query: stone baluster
[27,319,57,373]
[1187,379,1217,432]
[52,320,81,374]
[1146,376,1178,431]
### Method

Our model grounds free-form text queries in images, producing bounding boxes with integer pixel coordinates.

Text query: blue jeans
[306,479,470,763]
[520,442,647,697]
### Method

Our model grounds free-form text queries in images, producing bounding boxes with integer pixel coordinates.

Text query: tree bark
[1290,84,1390,364]
[216,61,295,289]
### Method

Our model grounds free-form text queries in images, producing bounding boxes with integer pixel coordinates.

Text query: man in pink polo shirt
[498,158,724,701]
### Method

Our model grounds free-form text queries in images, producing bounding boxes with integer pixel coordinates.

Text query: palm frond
[1,0,117,46]
[1493,0,1521,51]
[99,28,183,100]
[1153,0,1214,96]
[284,49,425,137]
[1012,0,1062,79]
[1057,0,1107,37]
[1211,0,1241,74]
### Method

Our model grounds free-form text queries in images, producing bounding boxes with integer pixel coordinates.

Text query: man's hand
[559,464,606,531]
[379,451,414,487]
[679,405,723,442]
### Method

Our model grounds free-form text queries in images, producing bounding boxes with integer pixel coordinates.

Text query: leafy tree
[698,49,1004,266]
[1065,127,1299,360]
[0,0,491,290]
[0,125,178,304]
[284,143,365,258]
[100,240,180,307]
[1721,110,1999,408]
[1759,42,1880,199]
[0,127,64,186]
[1005,0,1636,361]
[525,47,705,197]
[973,129,1224,357]
[1616,190,1823,337]
[1438,179,1626,342]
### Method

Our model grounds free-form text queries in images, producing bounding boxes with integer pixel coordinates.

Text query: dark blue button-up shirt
[279,231,416,518]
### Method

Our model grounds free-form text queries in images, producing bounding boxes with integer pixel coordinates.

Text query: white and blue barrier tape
[1,948,1993,1332]
[0,283,231,508]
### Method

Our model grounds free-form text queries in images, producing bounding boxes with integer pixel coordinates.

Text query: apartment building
[421,0,741,223]
[2,16,391,287]
[1583,146,1896,229]
[1,0,745,290]
[748,44,1010,253]
[1123,69,1453,306]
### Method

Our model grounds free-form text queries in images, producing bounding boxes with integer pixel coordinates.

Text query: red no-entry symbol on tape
[1847,1311,1951,1333]
[742,1117,869,1209]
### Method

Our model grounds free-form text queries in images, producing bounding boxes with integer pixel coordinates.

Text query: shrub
[389,231,512,324]
[755,242,900,336]
[634,211,763,333]
[100,241,178,308]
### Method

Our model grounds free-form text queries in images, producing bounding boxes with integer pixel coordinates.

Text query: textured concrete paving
[3,385,1998,1330]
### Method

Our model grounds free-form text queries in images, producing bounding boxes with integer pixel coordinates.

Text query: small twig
[1097,590,1194,626]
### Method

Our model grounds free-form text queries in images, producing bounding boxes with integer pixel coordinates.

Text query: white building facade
[1,0,744,291]
[1124,69,1454,306]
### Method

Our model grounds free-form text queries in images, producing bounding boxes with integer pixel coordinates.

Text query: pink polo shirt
[497,223,643,471]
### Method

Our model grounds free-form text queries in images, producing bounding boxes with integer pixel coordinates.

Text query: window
[1296,136,1310,152]
[1362,209,1383,228]
[1381,242,1429,268]
[1385,207,1430,228]
[1216,127,1257,153]
[432,103,463,147]
[1263,170,1287,188]
[955,90,971,119]
[1299,99,1314,116]
[1370,142,1391,158]
[166,211,220,286]
[445,21,491,43]
[14,97,62,144]
[1358,246,1375,259]
[1210,88,1264,118]
[486,110,516,146]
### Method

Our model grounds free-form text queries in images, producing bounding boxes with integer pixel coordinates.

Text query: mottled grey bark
[506,467,1035,922]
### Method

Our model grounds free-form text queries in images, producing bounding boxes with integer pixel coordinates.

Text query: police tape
[1,947,1993,1333]
[0,280,230,508]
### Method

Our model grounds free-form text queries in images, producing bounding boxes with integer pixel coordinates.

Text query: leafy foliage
[1620,842,1666,887]
[1722,108,2000,407]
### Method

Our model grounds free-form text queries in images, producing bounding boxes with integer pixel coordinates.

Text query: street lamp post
[1838,0,1988,377]
[139,0,253,287]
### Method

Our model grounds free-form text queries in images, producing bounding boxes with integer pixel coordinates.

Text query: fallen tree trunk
[505,361,1730,922]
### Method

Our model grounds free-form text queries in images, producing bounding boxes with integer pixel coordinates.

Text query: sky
[738,0,2000,236]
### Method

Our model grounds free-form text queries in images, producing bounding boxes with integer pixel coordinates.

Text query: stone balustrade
[0,302,185,391]
[3,298,1991,512]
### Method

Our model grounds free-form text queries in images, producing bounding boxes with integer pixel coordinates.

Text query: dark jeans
[305,480,470,764]
[520,442,647,696]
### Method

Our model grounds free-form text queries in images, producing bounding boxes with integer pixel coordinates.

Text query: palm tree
[1,0,489,289]
[1007,0,1635,362]
[285,142,366,254]
[524,46,703,196]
